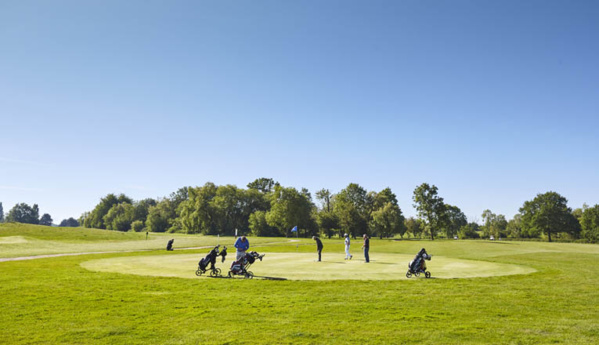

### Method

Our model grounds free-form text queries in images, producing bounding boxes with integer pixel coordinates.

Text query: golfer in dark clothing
[362,234,370,263]
[312,236,323,262]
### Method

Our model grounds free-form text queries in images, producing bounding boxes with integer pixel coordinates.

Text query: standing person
[234,235,249,261]
[362,234,370,263]
[312,236,323,262]
[344,233,352,260]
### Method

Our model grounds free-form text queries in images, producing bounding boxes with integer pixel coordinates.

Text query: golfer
[312,236,323,262]
[234,236,249,261]
[362,234,370,263]
[344,233,352,260]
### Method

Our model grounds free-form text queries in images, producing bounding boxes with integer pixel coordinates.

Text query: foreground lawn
[1,224,598,344]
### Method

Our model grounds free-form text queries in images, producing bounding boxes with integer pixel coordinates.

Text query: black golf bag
[199,245,221,271]
[407,248,432,278]
[228,251,265,279]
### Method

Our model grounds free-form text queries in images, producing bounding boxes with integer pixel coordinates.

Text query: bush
[131,220,144,232]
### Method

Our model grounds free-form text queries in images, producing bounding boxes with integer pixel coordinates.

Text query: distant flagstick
[291,225,298,251]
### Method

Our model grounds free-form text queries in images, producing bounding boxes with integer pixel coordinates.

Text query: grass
[1,223,599,344]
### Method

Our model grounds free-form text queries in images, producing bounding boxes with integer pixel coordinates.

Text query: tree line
[2,179,598,243]
[0,202,80,227]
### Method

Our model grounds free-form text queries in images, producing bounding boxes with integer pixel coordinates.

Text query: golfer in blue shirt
[234,236,250,261]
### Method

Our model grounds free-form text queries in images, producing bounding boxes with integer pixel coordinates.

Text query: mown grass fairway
[1,224,599,344]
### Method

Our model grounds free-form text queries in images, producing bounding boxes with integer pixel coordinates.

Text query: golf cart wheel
[406,271,412,278]
[415,272,420,277]
[425,271,431,278]
[195,269,203,276]
[245,271,254,279]
[209,268,221,277]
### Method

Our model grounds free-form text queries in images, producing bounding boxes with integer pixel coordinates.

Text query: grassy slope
[0,223,281,258]
[1,224,598,344]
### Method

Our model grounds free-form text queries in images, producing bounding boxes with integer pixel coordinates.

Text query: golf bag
[196,245,227,277]
[198,245,221,271]
[228,251,265,279]
[407,248,432,278]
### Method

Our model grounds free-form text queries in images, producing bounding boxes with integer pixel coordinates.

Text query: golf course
[1,223,598,344]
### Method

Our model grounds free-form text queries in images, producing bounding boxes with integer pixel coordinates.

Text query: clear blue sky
[1,0,598,224]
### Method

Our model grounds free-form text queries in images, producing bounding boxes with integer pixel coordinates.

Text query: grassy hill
[1,224,598,344]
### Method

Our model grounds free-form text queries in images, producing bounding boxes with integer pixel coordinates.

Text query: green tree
[59,218,80,227]
[481,210,508,239]
[317,210,339,239]
[249,210,279,236]
[519,191,580,242]
[334,183,370,238]
[0,202,4,222]
[178,183,218,234]
[133,198,157,224]
[146,199,176,233]
[266,185,315,237]
[211,185,246,235]
[39,213,53,226]
[404,217,424,238]
[459,222,481,239]
[371,202,406,239]
[84,194,132,229]
[412,183,446,240]
[506,214,522,238]
[315,189,332,212]
[131,220,144,232]
[580,204,599,243]
[169,187,189,208]
[247,178,278,194]
[444,204,467,238]
[103,203,135,231]
[6,203,40,224]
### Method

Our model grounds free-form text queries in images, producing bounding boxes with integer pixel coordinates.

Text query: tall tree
[146,199,176,233]
[6,203,40,224]
[580,204,599,243]
[103,203,135,231]
[247,178,278,194]
[169,187,189,209]
[315,189,332,212]
[84,194,132,229]
[412,183,446,240]
[39,213,53,226]
[506,214,522,238]
[481,210,508,239]
[371,202,406,239]
[211,185,247,235]
[445,204,467,238]
[266,185,316,237]
[249,210,279,237]
[459,222,481,239]
[178,183,218,234]
[519,191,579,242]
[133,198,157,224]
[334,183,370,238]
[59,218,80,227]
[404,217,424,238]
[0,202,3,222]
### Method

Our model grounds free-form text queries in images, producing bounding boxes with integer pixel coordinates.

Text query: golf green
[81,252,535,280]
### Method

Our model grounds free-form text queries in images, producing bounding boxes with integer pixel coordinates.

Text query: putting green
[81,252,535,280]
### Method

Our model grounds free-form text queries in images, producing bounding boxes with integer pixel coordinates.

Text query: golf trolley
[228,251,265,279]
[406,248,432,279]
[196,245,228,277]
